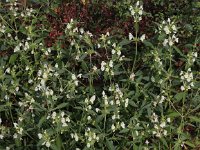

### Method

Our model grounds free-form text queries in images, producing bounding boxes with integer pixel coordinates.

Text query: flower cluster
[111,43,125,61]
[71,133,79,142]
[153,95,166,107]
[158,18,178,47]
[18,93,35,116]
[108,84,125,106]
[151,113,170,138]
[111,121,126,132]
[180,68,194,91]
[8,0,18,17]
[71,73,81,86]
[101,60,114,75]
[38,130,54,148]
[187,51,198,66]
[35,64,56,94]
[0,23,6,33]
[47,111,70,128]
[151,50,163,74]
[84,95,96,111]
[13,123,23,139]
[129,1,144,22]
[0,119,9,140]
[20,8,34,17]
[85,128,99,148]
[129,33,146,42]
[14,39,31,52]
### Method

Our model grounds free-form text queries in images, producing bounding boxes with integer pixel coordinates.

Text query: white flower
[93,66,97,71]
[67,23,72,29]
[129,33,134,40]
[43,72,48,79]
[164,26,170,34]
[112,43,116,47]
[109,60,113,68]
[37,70,42,77]
[45,141,51,147]
[121,122,125,128]
[125,98,129,107]
[130,10,135,16]
[14,45,20,52]
[160,122,166,128]
[95,108,100,113]
[101,61,106,71]
[163,39,168,46]
[112,49,116,54]
[140,34,145,42]
[168,38,173,46]
[138,9,143,15]
[136,1,140,6]
[71,74,76,80]
[87,116,91,121]
[5,68,11,74]
[130,73,135,81]
[163,130,167,136]
[52,112,57,119]
[77,74,82,78]
[87,143,90,148]
[112,115,116,120]
[79,28,84,34]
[74,133,79,141]
[193,52,197,58]
[66,117,70,122]
[117,50,121,56]
[13,133,18,139]
[135,131,139,136]
[6,147,10,150]
[90,95,96,104]
[180,86,185,91]
[145,140,149,145]
[111,124,115,131]
[38,133,43,139]
[171,25,177,32]
[106,32,110,36]
[167,118,171,123]
[74,80,78,86]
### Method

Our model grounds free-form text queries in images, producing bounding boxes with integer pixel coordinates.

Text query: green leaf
[185,141,195,148]
[37,116,47,128]
[56,135,62,150]
[185,24,193,31]
[160,137,168,148]
[9,54,18,64]
[143,41,154,48]
[188,116,200,123]
[50,103,68,111]
[119,128,129,133]
[119,39,132,46]
[106,139,115,150]
[173,46,185,57]
[174,92,185,102]
[167,112,180,118]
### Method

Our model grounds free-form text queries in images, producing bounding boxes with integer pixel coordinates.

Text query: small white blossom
[140,34,146,42]
[38,133,43,139]
[121,122,125,128]
[90,95,96,104]
[129,33,134,40]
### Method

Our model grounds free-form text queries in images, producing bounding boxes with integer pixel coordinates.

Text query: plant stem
[132,21,138,72]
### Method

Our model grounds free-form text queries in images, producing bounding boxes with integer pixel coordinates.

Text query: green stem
[89,54,92,94]
[132,21,138,72]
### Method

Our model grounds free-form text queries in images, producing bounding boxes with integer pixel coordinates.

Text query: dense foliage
[0,0,199,149]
